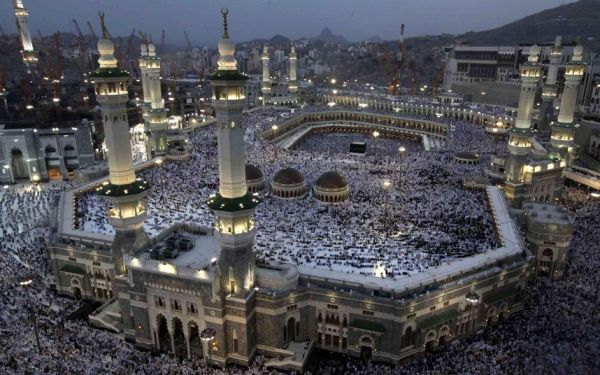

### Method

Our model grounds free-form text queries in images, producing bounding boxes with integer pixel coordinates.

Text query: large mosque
[46,11,573,371]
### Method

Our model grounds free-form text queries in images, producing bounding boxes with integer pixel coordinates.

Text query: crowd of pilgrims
[1,168,599,373]
[76,106,503,277]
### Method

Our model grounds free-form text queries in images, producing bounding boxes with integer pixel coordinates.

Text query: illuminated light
[272,125,278,131]
[591,192,600,198]
[158,262,177,274]
[19,279,33,286]
[330,78,336,84]
[372,130,380,138]
[383,180,391,188]
[26,105,34,110]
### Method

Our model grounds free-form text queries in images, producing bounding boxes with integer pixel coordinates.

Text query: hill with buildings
[459,0,600,49]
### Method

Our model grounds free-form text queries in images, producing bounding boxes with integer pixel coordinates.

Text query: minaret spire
[221,8,229,39]
[99,12,110,39]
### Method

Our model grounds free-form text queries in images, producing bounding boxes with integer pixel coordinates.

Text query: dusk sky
[1,0,572,46]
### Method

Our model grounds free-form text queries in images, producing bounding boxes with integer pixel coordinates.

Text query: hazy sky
[1,0,572,46]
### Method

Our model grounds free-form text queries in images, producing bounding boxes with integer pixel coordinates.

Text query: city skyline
[1,0,571,46]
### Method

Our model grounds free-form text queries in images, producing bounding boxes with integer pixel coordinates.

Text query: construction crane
[183,30,194,71]
[125,29,138,77]
[86,20,97,38]
[72,19,89,73]
[0,66,9,116]
[159,29,165,55]
[52,31,63,103]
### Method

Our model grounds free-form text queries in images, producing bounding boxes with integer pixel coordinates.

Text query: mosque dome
[313,171,350,203]
[271,167,305,199]
[246,164,265,193]
[315,171,348,190]
[140,43,148,56]
[246,164,264,181]
[453,152,480,165]
[273,167,304,185]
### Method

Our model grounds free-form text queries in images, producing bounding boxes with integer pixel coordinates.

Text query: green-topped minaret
[91,13,150,275]
[207,9,261,297]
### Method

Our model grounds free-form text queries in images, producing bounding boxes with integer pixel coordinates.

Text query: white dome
[140,43,148,56]
[528,44,541,63]
[217,37,236,70]
[148,43,156,57]
[573,45,584,62]
[97,37,117,68]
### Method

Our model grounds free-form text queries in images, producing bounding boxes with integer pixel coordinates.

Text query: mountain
[312,27,347,44]
[270,34,290,44]
[460,0,600,49]
[367,36,383,43]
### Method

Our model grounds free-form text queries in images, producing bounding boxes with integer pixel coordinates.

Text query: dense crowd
[77,107,501,277]
[1,103,599,373]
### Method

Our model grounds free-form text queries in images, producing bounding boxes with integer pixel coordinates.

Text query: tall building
[288,46,298,94]
[549,45,585,167]
[91,13,150,274]
[13,0,37,66]
[139,40,169,157]
[261,45,271,104]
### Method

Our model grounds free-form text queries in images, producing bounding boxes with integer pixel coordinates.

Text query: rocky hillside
[460,0,600,50]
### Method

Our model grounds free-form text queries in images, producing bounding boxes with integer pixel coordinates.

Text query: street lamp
[19,276,41,354]
[200,327,217,367]
[465,291,480,332]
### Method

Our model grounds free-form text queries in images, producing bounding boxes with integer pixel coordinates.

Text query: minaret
[549,44,585,167]
[505,44,542,183]
[140,39,169,157]
[207,9,260,363]
[91,13,149,275]
[539,36,563,137]
[261,45,271,105]
[208,9,260,294]
[288,45,298,95]
[139,43,152,107]
[13,0,37,66]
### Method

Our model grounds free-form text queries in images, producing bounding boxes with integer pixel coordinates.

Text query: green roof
[209,70,249,82]
[420,308,459,329]
[60,264,85,275]
[482,287,514,305]
[349,319,386,333]
[551,122,576,129]
[207,192,261,212]
[90,67,130,78]
[96,179,149,197]
[509,127,533,136]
